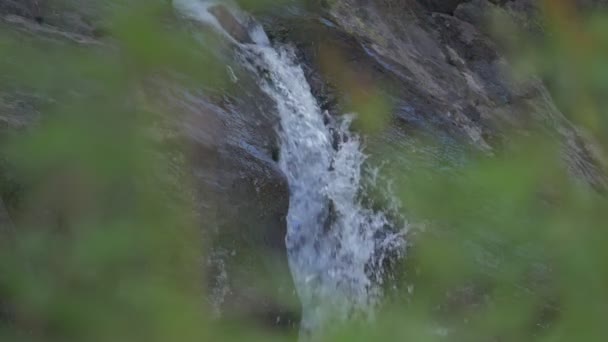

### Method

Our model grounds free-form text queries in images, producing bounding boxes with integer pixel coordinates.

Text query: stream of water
[174,0,407,334]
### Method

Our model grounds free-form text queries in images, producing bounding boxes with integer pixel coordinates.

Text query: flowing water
[174,0,407,334]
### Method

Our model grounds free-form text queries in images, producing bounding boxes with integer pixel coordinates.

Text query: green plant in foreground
[1,0,608,341]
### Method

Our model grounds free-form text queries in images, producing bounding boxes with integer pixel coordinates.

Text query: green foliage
[380,2,608,341]
[1,0,608,341]
[0,1,215,341]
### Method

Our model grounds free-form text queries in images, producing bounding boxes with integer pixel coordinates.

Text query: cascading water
[243,45,406,333]
[174,0,407,334]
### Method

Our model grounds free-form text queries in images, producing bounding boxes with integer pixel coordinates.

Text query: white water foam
[244,44,406,333]
[173,0,407,334]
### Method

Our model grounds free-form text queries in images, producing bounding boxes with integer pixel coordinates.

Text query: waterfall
[174,0,407,334]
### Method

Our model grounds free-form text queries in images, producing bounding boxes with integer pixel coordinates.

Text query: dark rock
[417,0,469,14]
[146,77,301,330]
[0,0,39,19]
[210,146,298,328]
[453,0,498,27]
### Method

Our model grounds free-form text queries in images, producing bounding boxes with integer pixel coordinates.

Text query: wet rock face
[284,0,605,188]
[262,0,605,191]
[209,147,298,328]
[178,99,299,328]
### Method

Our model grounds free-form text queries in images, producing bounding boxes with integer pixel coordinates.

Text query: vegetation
[1,0,607,341]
